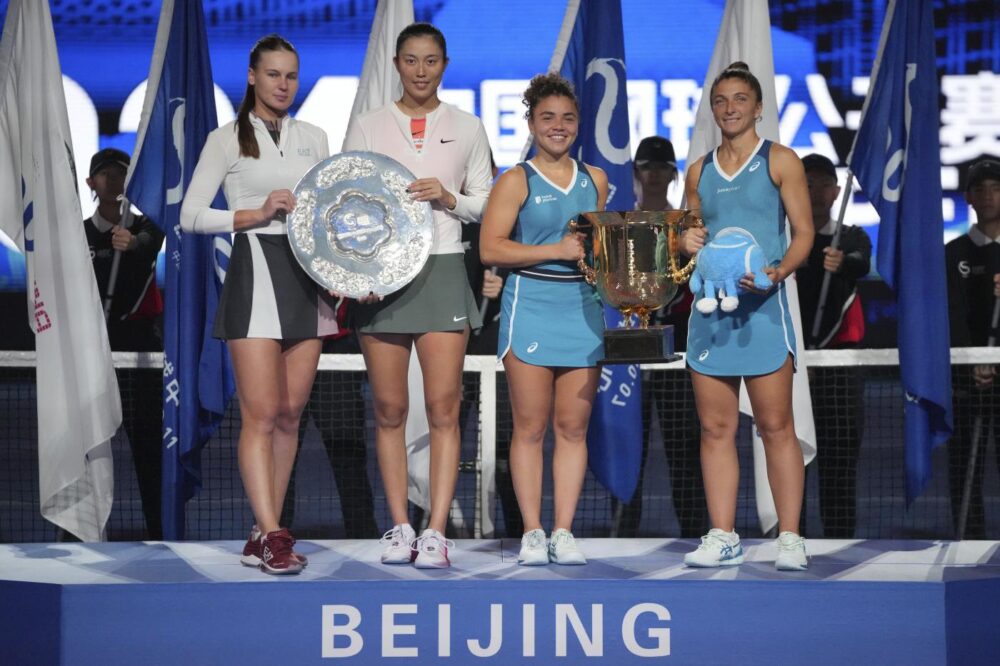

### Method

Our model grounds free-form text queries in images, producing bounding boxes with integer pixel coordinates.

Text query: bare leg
[551,366,599,532]
[745,357,803,533]
[414,329,470,534]
[690,370,741,532]
[504,354,555,533]
[359,332,414,527]
[229,339,283,534]
[270,338,322,519]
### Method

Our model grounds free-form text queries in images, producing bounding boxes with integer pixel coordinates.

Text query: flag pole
[809,169,855,345]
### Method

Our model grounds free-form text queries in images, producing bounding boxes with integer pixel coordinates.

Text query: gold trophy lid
[578,209,700,228]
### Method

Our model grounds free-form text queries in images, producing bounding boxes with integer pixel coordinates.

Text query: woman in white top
[181,34,336,575]
[342,23,493,568]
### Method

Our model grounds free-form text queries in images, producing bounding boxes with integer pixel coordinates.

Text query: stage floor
[3,539,999,665]
[2,537,999,584]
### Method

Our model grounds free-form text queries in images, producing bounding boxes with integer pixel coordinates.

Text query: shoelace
[522,531,546,550]
[415,532,455,554]
[698,530,734,551]
[777,534,805,551]
[550,531,578,550]
[380,527,413,548]
[263,531,294,560]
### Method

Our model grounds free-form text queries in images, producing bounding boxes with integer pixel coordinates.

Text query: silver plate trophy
[288,151,434,298]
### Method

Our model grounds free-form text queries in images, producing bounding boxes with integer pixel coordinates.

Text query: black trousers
[616,369,707,538]
[948,367,1000,540]
[806,366,864,539]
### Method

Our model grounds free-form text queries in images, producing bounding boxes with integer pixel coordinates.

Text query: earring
[755,116,762,123]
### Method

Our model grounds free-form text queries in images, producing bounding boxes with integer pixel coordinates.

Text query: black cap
[966,158,1000,191]
[89,148,130,177]
[801,153,837,180]
[634,136,676,166]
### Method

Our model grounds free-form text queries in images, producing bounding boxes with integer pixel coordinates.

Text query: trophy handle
[665,209,703,284]
[568,218,597,285]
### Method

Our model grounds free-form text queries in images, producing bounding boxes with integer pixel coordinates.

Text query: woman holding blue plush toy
[679,62,814,571]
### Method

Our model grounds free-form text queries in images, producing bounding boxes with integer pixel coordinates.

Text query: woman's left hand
[739,266,786,294]
[408,177,456,210]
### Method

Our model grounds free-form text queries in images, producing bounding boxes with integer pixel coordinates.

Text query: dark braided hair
[522,72,578,120]
[236,34,298,159]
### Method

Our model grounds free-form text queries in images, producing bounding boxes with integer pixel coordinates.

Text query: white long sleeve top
[342,101,492,254]
[180,114,330,235]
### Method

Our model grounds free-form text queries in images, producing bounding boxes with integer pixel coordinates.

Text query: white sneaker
[548,528,586,565]
[413,528,454,569]
[379,523,416,564]
[684,528,744,567]
[518,529,549,566]
[775,531,808,571]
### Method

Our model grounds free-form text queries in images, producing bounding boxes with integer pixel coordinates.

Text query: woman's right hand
[259,189,296,223]
[680,227,707,256]
[554,232,586,261]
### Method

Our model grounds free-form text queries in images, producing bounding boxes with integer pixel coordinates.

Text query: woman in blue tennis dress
[481,73,608,566]
[679,63,815,572]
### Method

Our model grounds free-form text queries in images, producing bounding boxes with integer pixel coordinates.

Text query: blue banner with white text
[125,0,234,538]
[558,0,643,503]
[848,0,952,501]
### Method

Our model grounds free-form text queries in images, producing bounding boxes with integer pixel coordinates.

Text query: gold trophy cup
[570,209,702,364]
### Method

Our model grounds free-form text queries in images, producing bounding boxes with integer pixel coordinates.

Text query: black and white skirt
[213,233,339,341]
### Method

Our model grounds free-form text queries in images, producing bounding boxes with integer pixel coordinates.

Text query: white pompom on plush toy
[689,227,773,314]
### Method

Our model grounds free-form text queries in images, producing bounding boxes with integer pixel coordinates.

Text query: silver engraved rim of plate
[288,151,434,298]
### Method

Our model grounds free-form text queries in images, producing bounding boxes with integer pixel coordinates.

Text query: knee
[241,407,279,436]
[513,421,548,447]
[699,417,737,446]
[552,418,588,446]
[373,400,408,430]
[425,393,461,430]
[755,415,795,444]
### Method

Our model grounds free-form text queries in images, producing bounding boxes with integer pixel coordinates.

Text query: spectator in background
[795,153,871,539]
[616,136,707,538]
[84,147,165,540]
[945,157,1000,540]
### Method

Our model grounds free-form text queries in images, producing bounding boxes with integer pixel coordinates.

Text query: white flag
[0,0,121,541]
[344,0,435,510]
[685,0,816,535]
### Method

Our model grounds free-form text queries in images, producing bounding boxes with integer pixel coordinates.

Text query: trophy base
[599,325,680,365]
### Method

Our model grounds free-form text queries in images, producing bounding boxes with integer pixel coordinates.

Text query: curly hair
[709,61,763,103]
[522,72,578,120]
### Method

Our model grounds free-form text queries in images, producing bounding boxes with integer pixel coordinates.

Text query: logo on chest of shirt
[580,178,589,188]
[748,160,761,173]
[298,148,312,156]
[534,194,559,205]
[957,260,988,278]
[716,185,741,194]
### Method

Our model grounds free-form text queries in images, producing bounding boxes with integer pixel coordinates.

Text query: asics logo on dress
[748,161,761,172]
[581,178,589,188]
[526,342,539,353]
[698,350,710,361]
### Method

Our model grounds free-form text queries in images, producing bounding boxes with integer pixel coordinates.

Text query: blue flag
[125,0,235,538]
[848,0,952,501]
[551,0,642,502]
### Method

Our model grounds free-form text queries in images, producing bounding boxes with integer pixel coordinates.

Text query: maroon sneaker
[260,528,304,575]
[240,525,263,568]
